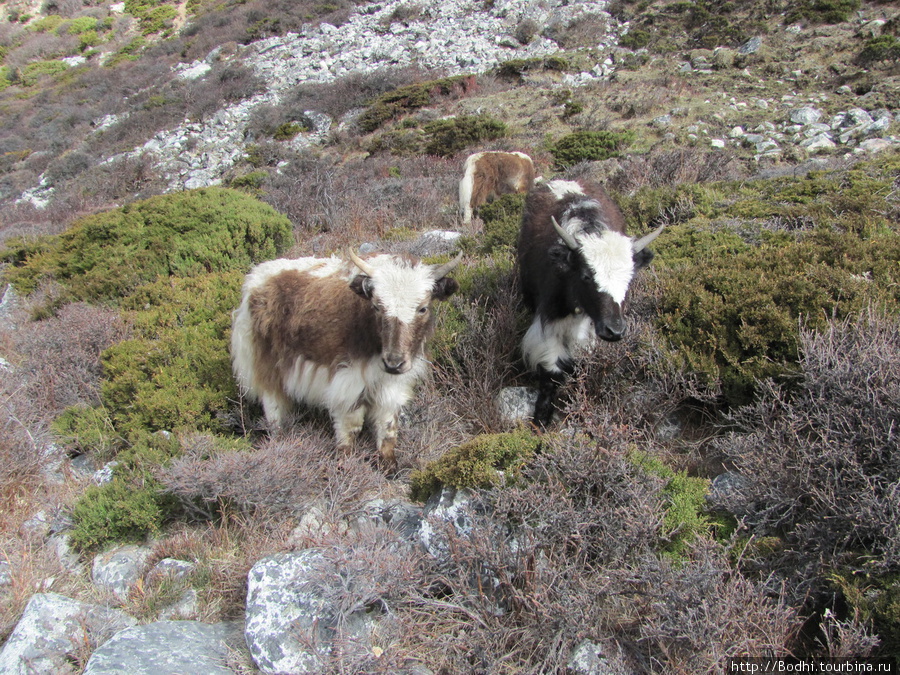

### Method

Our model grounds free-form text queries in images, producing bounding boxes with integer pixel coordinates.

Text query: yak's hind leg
[261,390,294,430]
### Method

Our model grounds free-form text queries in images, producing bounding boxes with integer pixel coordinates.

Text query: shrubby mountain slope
[0,0,899,671]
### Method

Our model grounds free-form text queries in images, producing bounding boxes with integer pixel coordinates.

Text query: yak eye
[372,303,382,312]
[418,306,428,314]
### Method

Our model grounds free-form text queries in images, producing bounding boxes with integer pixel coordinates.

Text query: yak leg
[261,391,294,430]
[333,406,366,450]
[370,409,399,471]
[532,363,572,428]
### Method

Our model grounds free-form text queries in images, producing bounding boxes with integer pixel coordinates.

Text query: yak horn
[551,216,579,250]
[432,251,463,279]
[632,224,665,253]
[347,247,376,277]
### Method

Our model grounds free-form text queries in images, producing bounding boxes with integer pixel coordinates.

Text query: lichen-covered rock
[82,620,242,675]
[245,551,379,674]
[0,593,136,675]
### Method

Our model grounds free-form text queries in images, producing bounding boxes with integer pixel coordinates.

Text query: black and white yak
[230,249,461,469]
[459,151,537,224]
[516,179,664,426]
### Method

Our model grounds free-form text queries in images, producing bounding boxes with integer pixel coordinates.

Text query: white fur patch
[522,314,594,373]
[577,230,636,304]
[363,255,435,323]
[547,179,586,201]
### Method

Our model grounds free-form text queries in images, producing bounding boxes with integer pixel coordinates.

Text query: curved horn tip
[632,224,665,252]
[347,247,376,276]
[551,216,579,250]
[432,250,464,279]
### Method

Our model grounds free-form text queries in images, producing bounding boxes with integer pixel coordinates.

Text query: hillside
[0,0,899,671]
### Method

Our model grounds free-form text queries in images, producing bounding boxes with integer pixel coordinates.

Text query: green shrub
[409,429,542,502]
[1,187,292,303]
[27,14,65,33]
[71,477,168,550]
[422,114,507,157]
[550,130,635,169]
[125,0,179,34]
[0,66,10,92]
[53,404,123,460]
[19,60,69,87]
[100,272,243,437]
[630,451,712,559]
[619,28,651,50]
[358,75,475,132]
[460,193,526,256]
[785,0,860,25]
[652,225,900,405]
[106,37,146,65]
[272,120,310,140]
[858,35,900,66]
[78,29,101,51]
[63,16,99,35]
[229,170,269,192]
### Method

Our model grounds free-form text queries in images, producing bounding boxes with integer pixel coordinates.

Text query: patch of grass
[1,187,292,306]
[631,451,712,559]
[409,429,542,502]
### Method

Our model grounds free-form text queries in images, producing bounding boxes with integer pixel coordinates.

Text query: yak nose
[596,320,625,342]
[382,356,408,374]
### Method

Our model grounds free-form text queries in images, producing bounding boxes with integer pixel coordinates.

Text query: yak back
[249,269,379,386]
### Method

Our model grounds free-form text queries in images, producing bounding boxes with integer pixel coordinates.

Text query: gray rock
[245,551,379,674]
[419,486,477,559]
[568,639,633,675]
[83,620,242,675]
[92,544,153,601]
[858,138,895,154]
[0,593,136,675]
[800,134,836,153]
[495,386,538,424]
[0,560,10,586]
[789,107,822,125]
[151,557,197,580]
[408,230,462,257]
[158,589,199,620]
[49,533,85,574]
[738,36,762,55]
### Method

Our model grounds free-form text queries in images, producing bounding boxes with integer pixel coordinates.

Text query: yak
[231,249,461,469]
[517,179,663,426]
[459,151,537,224]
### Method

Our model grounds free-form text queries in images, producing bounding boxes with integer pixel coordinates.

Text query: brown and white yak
[459,151,537,224]
[230,249,461,469]
[517,179,664,426]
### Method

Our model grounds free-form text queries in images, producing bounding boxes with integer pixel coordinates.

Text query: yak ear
[548,243,574,272]
[633,247,655,270]
[432,276,459,301]
[349,274,375,299]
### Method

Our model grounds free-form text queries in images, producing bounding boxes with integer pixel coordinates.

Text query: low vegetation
[1,0,899,668]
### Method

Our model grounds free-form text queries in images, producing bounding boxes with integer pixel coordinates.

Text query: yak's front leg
[532,361,573,428]
[333,405,366,451]
[370,407,400,472]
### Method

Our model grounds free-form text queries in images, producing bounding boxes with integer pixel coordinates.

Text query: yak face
[348,252,459,374]
[549,219,658,342]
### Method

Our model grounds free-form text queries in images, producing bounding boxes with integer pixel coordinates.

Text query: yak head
[549,216,663,342]
[348,249,460,374]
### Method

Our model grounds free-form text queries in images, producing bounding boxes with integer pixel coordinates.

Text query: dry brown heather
[0,0,899,668]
